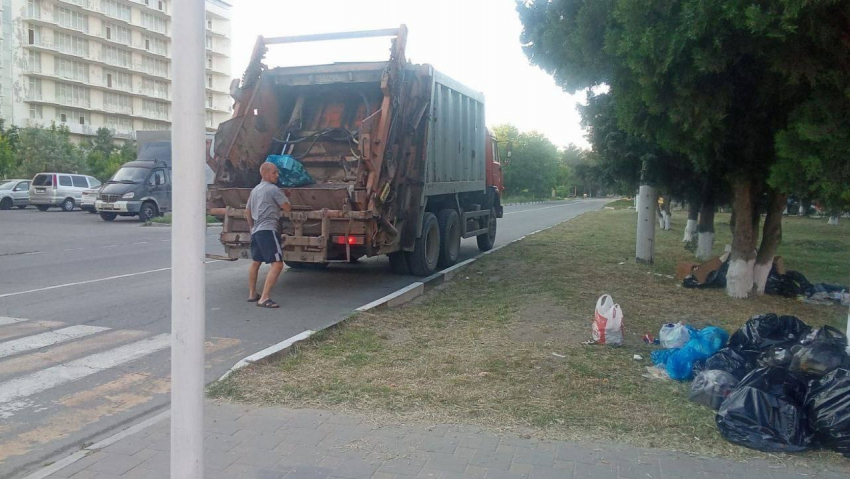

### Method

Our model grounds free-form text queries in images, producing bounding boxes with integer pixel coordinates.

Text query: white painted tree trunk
[696,232,714,260]
[636,185,656,263]
[828,216,839,225]
[753,259,773,294]
[726,258,755,298]
[683,219,697,242]
[664,211,671,230]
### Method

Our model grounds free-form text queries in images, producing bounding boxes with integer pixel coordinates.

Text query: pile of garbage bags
[651,326,729,380]
[685,314,850,455]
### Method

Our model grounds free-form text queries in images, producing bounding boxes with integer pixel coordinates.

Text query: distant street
[0,199,605,478]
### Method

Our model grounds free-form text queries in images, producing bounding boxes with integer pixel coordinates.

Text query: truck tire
[476,208,497,252]
[408,212,440,276]
[437,209,460,268]
[100,212,117,221]
[138,202,157,222]
[36,205,50,211]
[388,251,410,275]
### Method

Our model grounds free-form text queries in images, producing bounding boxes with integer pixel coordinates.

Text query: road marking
[0,317,28,326]
[63,248,84,252]
[0,333,170,410]
[132,241,148,245]
[0,325,109,359]
[504,203,578,216]
[22,252,44,256]
[101,244,119,248]
[0,260,223,299]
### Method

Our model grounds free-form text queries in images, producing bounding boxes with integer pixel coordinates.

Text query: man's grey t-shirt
[246,181,289,234]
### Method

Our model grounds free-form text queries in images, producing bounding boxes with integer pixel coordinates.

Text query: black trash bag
[689,370,739,410]
[789,327,850,378]
[757,347,795,369]
[804,368,850,457]
[765,270,813,298]
[728,314,811,359]
[704,348,755,380]
[716,367,813,452]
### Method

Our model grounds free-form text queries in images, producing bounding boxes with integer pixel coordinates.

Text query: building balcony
[24,97,171,124]
[206,26,229,39]
[54,0,170,40]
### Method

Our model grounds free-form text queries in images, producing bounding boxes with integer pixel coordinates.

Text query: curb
[29,203,596,479]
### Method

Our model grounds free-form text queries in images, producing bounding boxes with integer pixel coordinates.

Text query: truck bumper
[96,200,141,213]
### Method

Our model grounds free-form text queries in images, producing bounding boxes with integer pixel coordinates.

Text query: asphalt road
[0,199,606,478]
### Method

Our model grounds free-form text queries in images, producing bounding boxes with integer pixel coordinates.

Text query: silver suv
[28,173,102,212]
[0,179,31,209]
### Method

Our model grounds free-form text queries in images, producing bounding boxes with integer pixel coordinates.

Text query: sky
[227,0,589,149]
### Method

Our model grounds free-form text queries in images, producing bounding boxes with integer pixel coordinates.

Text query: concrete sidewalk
[43,401,849,479]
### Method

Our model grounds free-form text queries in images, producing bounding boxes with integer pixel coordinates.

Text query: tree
[492,124,560,198]
[518,0,850,297]
[84,128,127,181]
[15,124,86,178]
[0,136,14,179]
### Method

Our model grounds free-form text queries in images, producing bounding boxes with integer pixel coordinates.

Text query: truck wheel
[100,212,117,222]
[408,212,440,276]
[476,208,497,252]
[437,209,460,268]
[284,261,328,270]
[61,198,75,212]
[138,202,157,222]
[388,251,410,275]
[37,205,50,211]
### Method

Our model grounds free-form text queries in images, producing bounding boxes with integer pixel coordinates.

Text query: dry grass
[209,208,849,464]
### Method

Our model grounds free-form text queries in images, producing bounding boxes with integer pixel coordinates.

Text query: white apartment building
[0,0,233,142]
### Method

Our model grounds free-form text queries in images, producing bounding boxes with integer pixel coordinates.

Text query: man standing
[245,163,291,308]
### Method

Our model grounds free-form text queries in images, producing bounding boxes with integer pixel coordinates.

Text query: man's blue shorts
[250,230,282,264]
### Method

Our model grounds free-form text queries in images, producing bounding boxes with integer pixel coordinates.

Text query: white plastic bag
[593,294,624,345]
[660,322,691,349]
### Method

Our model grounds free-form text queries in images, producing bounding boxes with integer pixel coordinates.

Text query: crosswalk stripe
[0,325,110,360]
[0,333,170,409]
[0,317,29,326]
[0,320,66,341]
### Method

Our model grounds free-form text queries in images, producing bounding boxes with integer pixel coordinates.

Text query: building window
[206,95,213,108]
[55,59,89,82]
[105,115,133,131]
[141,56,168,77]
[28,77,42,100]
[28,26,40,45]
[29,104,43,120]
[102,0,131,22]
[104,23,130,44]
[206,111,213,127]
[207,55,213,69]
[158,1,164,12]
[103,70,131,91]
[27,51,41,73]
[142,78,168,99]
[142,12,167,34]
[105,92,133,114]
[207,17,212,30]
[55,6,88,33]
[54,31,89,57]
[206,35,212,49]
[143,99,169,120]
[207,74,213,88]
[102,45,131,68]
[56,108,90,125]
[55,83,90,107]
[143,120,169,131]
[27,0,41,19]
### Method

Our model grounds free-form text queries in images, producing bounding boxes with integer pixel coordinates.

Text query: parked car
[28,173,102,212]
[81,187,102,213]
[0,179,31,209]
[96,137,172,222]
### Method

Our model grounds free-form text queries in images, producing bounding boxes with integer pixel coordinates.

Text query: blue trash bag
[660,327,730,381]
[265,155,314,187]
[651,349,676,366]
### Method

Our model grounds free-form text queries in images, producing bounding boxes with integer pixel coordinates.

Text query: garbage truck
[207,26,504,276]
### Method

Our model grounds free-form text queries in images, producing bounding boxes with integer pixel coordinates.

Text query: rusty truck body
[207,26,503,276]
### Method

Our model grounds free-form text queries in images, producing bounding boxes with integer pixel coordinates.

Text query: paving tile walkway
[43,401,850,479]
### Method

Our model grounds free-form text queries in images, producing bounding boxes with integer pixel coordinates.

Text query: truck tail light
[332,235,364,246]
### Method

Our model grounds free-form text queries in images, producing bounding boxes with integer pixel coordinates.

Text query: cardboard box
[676,261,700,281]
[692,256,724,284]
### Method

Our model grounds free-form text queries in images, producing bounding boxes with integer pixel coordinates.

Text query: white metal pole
[170,0,206,478]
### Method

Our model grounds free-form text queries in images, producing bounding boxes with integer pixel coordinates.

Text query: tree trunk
[828,216,839,225]
[696,199,715,260]
[726,180,757,298]
[636,184,657,264]
[754,191,788,294]
[683,201,699,242]
[663,198,672,230]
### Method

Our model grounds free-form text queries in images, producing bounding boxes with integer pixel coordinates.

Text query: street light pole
[170,0,206,478]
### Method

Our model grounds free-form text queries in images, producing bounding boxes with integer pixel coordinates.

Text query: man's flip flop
[257,299,279,309]
[247,295,260,302]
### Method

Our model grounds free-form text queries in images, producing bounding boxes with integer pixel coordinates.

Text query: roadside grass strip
[209,210,849,463]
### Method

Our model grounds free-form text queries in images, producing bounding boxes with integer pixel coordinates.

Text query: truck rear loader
[207,26,503,276]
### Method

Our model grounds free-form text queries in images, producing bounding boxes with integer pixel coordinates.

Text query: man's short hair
[260,163,276,175]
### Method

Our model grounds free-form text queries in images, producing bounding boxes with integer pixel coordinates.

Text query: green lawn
[209,207,848,464]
